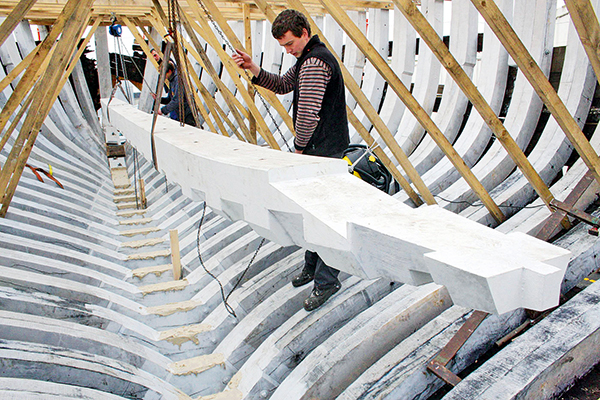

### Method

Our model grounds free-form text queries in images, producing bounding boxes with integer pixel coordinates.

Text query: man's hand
[232,49,261,76]
[151,93,157,100]
[157,109,163,116]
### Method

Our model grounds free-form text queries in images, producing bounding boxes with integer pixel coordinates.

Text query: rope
[114,34,161,95]
[114,35,134,104]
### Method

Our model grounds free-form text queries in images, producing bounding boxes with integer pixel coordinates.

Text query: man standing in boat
[232,9,350,311]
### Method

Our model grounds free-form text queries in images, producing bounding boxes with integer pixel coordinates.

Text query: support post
[170,229,182,280]
[95,26,112,99]
[138,178,147,209]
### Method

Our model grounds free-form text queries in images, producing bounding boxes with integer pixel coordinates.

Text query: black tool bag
[342,144,396,194]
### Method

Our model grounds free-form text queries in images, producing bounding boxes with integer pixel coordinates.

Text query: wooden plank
[0,40,41,94]
[243,3,257,143]
[121,16,160,71]
[0,0,93,217]
[178,52,220,133]
[170,229,182,280]
[394,0,555,210]
[565,0,600,84]
[182,0,280,148]
[471,0,600,187]
[318,0,504,222]
[148,3,229,135]
[194,0,294,147]
[0,4,70,136]
[0,92,33,153]
[177,10,249,140]
[150,0,251,136]
[285,0,431,206]
[0,0,37,48]
[55,17,100,91]
[134,16,162,54]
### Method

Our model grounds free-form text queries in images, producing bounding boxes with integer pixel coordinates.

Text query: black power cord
[196,202,265,318]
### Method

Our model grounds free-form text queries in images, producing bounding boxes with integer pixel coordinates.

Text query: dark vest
[293,36,349,158]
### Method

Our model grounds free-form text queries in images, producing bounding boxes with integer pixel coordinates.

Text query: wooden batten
[0,0,93,217]
[184,0,280,149]
[178,10,248,139]
[472,0,600,189]
[243,3,258,144]
[394,0,555,211]
[0,0,37,48]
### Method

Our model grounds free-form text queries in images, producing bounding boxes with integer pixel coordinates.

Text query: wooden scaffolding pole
[0,0,94,217]
[564,0,600,84]
[243,3,257,143]
[189,0,297,139]
[0,5,74,137]
[150,1,250,140]
[394,0,555,211]
[472,0,600,187]
[0,0,37,48]
[141,12,226,136]
[0,40,41,94]
[319,0,505,222]
[176,11,248,139]
[182,0,281,148]
[275,0,430,206]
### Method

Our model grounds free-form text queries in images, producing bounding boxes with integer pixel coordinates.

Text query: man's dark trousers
[304,250,340,289]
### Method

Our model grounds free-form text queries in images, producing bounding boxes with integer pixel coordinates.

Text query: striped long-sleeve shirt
[253,58,332,151]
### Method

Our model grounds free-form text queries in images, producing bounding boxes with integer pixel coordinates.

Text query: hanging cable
[196,202,265,318]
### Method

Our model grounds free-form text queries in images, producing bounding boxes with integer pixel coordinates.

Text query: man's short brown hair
[271,9,311,39]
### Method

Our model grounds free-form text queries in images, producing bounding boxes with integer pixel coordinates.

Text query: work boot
[292,270,314,287]
[303,283,341,311]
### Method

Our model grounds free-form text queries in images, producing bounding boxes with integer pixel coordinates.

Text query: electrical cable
[433,194,547,210]
[196,202,265,318]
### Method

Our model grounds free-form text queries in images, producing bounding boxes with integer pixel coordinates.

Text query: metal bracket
[427,310,488,386]
[549,197,600,236]
[536,170,596,241]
